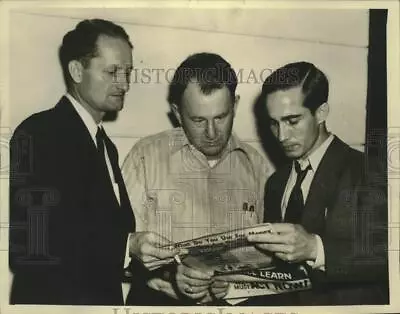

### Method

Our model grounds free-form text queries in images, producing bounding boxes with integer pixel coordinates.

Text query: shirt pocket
[211,188,260,232]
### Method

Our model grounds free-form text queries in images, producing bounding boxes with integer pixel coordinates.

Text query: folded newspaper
[172,223,312,299]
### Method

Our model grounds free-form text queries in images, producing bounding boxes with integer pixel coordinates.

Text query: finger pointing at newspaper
[247,223,318,263]
[129,232,187,270]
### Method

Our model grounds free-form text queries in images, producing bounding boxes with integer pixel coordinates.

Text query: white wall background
[8,8,369,161]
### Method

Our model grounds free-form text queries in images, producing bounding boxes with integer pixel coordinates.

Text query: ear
[233,94,240,115]
[315,102,329,124]
[171,103,182,125]
[68,60,84,84]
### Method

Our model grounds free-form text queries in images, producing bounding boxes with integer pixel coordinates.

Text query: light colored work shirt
[122,127,274,242]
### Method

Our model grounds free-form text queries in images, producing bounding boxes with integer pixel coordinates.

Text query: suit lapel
[265,164,291,222]
[55,96,134,230]
[54,96,98,155]
[54,97,121,207]
[302,137,351,232]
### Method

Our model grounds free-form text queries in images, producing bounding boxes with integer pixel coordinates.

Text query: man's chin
[284,150,302,159]
[103,108,120,121]
[107,102,124,112]
[108,96,125,110]
[201,147,225,159]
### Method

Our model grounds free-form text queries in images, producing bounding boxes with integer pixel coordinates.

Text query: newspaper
[172,223,312,299]
[174,223,275,274]
[216,264,312,299]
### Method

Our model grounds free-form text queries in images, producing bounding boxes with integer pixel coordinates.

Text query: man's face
[176,82,236,160]
[77,34,133,118]
[266,86,321,159]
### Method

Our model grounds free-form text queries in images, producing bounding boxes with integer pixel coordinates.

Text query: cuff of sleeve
[306,234,325,271]
[124,233,133,268]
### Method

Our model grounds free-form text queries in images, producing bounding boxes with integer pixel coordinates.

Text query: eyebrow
[280,114,302,121]
[107,64,133,71]
[215,111,229,118]
[190,110,230,120]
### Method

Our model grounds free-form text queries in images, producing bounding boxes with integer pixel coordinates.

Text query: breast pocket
[210,188,260,232]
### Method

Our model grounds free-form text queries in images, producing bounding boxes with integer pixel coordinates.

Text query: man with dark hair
[261,61,329,114]
[9,19,138,305]
[122,52,273,305]
[247,61,388,305]
[167,52,238,108]
[59,18,133,88]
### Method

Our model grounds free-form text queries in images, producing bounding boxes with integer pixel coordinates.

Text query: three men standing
[8,18,388,306]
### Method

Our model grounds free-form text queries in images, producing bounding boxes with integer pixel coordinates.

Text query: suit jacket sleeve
[322,154,388,284]
[9,118,70,302]
[9,113,99,303]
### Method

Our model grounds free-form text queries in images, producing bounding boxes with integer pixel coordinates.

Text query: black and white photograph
[0,1,399,313]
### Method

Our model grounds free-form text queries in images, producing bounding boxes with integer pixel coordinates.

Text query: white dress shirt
[66,93,121,204]
[281,134,335,270]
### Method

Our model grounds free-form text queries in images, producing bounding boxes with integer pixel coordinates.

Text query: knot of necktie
[294,160,311,186]
[285,160,312,223]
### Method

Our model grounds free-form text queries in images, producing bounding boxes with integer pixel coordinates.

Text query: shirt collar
[65,93,101,145]
[297,133,335,171]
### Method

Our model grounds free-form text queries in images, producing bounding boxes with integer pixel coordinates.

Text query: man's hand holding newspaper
[247,223,318,264]
[175,264,229,303]
[128,231,183,270]
[130,224,312,301]
[172,223,312,300]
[129,231,229,303]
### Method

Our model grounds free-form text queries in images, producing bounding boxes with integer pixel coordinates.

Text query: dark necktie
[96,127,111,177]
[96,128,136,280]
[95,127,124,203]
[96,127,107,165]
[284,161,311,223]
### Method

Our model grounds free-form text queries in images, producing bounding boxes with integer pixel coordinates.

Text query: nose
[206,120,217,140]
[116,72,130,92]
[119,81,129,92]
[277,123,289,142]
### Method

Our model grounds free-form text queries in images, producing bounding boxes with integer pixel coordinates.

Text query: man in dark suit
[9,19,138,305]
[247,62,388,305]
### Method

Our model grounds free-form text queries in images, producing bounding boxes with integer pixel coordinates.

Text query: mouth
[204,141,220,147]
[110,94,125,104]
[282,144,299,151]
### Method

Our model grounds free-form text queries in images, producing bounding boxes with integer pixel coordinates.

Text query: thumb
[147,232,174,247]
